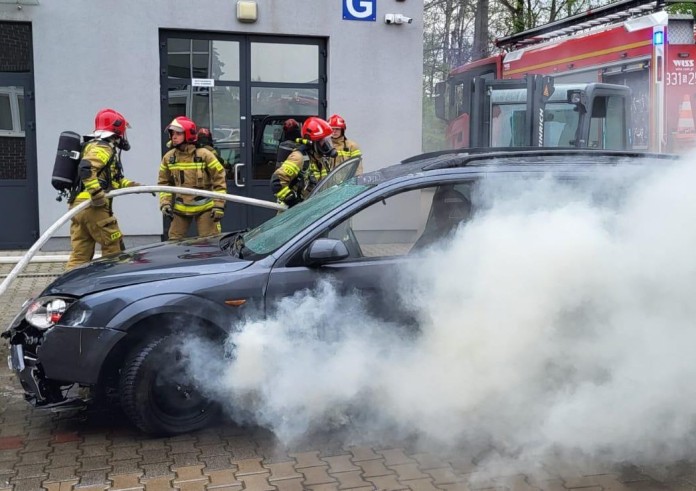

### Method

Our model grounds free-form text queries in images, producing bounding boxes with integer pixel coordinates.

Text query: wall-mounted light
[237,0,258,23]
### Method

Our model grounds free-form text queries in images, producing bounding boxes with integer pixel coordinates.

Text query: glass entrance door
[162,36,246,232]
[160,32,326,233]
[247,38,325,226]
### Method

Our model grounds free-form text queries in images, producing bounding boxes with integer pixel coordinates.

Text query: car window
[243,183,371,256]
[323,182,475,259]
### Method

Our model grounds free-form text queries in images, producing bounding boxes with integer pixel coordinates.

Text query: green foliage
[666,2,696,16]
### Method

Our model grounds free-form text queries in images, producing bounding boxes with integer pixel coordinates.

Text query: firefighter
[328,113,363,175]
[270,117,337,208]
[158,116,227,240]
[66,108,140,271]
[281,118,302,143]
[275,118,302,166]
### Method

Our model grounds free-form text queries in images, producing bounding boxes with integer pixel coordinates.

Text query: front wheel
[119,335,220,435]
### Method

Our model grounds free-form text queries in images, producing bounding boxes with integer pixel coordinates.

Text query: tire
[119,335,220,435]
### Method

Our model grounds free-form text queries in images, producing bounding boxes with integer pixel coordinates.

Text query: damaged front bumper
[3,299,125,411]
[6,342,85,411]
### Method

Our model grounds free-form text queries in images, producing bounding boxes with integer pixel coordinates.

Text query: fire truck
[435,0,696,152]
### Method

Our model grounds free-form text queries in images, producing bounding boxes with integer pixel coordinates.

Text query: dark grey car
[3,148,673,435]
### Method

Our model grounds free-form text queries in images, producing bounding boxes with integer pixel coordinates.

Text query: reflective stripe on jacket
[270,149,328,202]
[73,140,137,203]
[329,136,362,173]
[158,144,227,216]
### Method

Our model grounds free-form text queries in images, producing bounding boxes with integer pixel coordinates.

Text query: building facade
[0,0,423,249]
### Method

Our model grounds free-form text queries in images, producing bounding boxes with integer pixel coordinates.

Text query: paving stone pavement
[0,254,694,490]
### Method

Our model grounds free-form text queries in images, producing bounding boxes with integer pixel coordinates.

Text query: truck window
[544,103,580,147]
[589,95,626,149]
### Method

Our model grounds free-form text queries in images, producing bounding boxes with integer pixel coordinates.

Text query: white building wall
[0,0,423,242]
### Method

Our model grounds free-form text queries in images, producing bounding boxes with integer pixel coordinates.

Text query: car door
[308,156,363,198]
[263,182,468,324]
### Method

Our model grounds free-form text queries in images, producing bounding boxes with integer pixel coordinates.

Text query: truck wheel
[119,335,220,435]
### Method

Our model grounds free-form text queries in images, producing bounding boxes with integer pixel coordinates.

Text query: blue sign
[343,0,376,21]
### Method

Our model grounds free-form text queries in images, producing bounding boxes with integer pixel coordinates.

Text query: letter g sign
[343,0,377,21]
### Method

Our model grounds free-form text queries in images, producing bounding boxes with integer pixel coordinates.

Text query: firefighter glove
[160,204,173,217]
[283,190,302,208]
[211,207,224,222]
[90,191,106,208]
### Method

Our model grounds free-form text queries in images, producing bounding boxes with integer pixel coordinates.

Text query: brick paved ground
[0,254,694,490]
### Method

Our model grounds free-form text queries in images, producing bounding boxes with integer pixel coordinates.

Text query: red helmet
[94,108,129,137]
[301,117,333,142]
[302,117,336,157]
[167,116,198,143]
[328,114,346,130]
[283,118,300,132]
[197,127,213,146]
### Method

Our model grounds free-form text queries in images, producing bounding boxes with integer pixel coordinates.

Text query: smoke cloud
[184,155,696,468]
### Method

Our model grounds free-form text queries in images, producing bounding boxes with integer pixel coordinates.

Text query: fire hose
[0,185,286,298]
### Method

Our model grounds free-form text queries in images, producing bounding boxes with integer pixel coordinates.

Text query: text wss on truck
[435,73,633,150]
[435,0,696,153]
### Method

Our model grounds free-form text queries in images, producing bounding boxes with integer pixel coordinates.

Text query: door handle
[234,163,245,188]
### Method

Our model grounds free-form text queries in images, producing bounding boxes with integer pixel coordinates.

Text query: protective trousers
[167,212,221,240]
[66,205,125,270]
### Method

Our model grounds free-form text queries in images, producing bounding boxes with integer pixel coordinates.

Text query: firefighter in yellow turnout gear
[66,109,139,271]
[158,117,227,240]
[270,117,337,208]
[328,114,363,175]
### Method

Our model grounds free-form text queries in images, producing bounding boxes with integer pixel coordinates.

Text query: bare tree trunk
[443,0,453,67]
[472,0,490,60]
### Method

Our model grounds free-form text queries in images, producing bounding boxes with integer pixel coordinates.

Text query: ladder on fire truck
[496,0,667,49]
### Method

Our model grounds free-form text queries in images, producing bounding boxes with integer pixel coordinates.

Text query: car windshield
[242,182,371,256]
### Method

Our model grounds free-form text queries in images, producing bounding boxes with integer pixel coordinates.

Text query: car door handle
[234,163,245,188]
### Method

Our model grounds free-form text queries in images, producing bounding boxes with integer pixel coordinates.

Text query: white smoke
[184,154,696,466]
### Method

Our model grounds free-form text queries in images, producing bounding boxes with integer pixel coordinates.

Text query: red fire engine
[436,0,696,152]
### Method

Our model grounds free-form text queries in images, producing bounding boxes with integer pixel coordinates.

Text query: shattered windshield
[243,183,371,256]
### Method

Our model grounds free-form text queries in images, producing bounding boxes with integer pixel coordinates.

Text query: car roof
[358,148,678,186]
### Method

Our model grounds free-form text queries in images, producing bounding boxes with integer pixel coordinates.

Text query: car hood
[45,235,251,297]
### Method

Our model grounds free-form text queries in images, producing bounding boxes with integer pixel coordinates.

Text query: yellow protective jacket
[158,144,227,216]
[72,140,138,207]
[329,135,362,174]
[270,147,328,204]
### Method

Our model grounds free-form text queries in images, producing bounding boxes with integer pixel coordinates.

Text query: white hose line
[0,185,285,298]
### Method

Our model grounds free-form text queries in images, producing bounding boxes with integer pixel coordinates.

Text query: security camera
[396,14,413,24]
[385,13,413,25]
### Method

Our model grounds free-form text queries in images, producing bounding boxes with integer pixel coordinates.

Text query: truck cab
[436,74,632,151]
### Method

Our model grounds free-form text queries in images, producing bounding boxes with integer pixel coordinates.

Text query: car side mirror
[304,238,349,266]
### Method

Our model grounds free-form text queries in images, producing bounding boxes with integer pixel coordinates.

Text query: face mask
[315,136,337,158]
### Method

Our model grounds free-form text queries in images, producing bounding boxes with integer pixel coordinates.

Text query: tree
[472,0,490,60]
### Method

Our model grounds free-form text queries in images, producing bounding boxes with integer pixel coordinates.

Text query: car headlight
[25,297,74,330]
